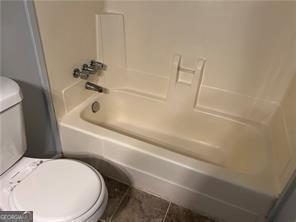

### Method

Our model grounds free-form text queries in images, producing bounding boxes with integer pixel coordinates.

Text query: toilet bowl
[0,157,108,222]
[0,77,108,221]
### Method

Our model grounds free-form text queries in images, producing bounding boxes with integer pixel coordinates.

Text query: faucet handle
[73,60,106,79]
[82,64,92,73]
[82,64,89,70]
[90,60,106,71]
[73,68,81,78]
[73,67,89,79]
[80,72,89,80]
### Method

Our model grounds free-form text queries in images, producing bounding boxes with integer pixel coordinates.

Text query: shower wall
[35,1,295,123]
[34,0,104,119]
[98,1,295,123]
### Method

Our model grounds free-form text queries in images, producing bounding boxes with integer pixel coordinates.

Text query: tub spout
[85,82,104,93]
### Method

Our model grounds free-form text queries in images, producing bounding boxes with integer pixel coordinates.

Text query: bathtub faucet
[85,82,104,93]
[73,60,106,79]
[82,60,106,75]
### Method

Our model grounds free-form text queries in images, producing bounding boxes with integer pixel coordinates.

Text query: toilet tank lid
[0,77,22,112]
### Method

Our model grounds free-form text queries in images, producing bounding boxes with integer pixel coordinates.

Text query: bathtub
[60,89,277,222]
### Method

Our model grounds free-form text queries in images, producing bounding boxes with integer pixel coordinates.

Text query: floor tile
[164,203,214,222]
[101,176,129,221]
[111,188,170,222]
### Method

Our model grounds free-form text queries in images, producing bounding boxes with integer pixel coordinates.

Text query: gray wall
[1,0,60,157]
[274,188,296,222]
[273,174,296,222]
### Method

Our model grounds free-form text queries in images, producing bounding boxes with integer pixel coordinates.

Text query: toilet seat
[8,159,107,222]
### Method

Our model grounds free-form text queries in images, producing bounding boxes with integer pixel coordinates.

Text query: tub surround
[58,72,295,221]
[96,2,295,123]
[34,1,295,122]
[34,0,104,118]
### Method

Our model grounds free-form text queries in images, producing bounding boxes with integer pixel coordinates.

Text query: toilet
[0,76,108,222]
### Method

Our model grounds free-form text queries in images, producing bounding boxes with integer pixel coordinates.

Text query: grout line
[109,187,131,222]
[162,202,171,222]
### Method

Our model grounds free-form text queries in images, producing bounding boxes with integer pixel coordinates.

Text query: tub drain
[91,101,100,113]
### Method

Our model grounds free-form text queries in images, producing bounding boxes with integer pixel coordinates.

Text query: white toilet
[0,76,108,222]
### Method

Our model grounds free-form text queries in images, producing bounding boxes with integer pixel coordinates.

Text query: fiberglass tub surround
[34,1,296,222]
[59,61,278,222]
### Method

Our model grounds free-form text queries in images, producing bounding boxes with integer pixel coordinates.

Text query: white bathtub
[60,90,277,222]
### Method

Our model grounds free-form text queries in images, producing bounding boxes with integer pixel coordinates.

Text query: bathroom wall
[34,0,104,119]
[1,0,60,157]
[97,1,296,123]
[274,186,296,222]
[274,175,296,222]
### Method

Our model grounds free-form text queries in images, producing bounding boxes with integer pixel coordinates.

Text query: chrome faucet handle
[82,64,96,74]
[73,68,89,79]
[73,60,106,79]
[73,68,81,78]
[90,60,106,71]
[80,72,89,80]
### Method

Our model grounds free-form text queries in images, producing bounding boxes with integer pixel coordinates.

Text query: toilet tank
[0,77,27,174]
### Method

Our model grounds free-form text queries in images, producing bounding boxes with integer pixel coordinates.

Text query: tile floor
[100,176,216,222]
